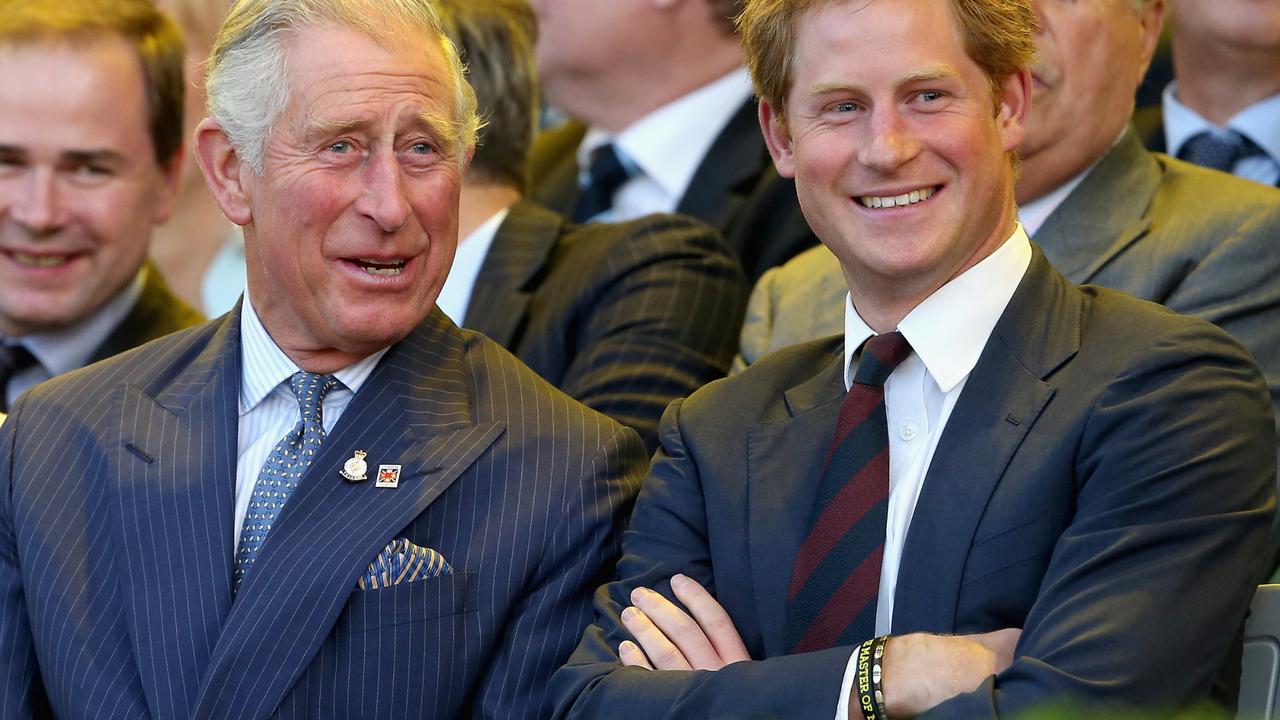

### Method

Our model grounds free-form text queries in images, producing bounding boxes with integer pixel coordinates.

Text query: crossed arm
[617,573,1020,719]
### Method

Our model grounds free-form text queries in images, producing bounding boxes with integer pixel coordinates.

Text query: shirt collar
[1163,81,1280,164]
[577,67,755,201]
[14,267,146,377]
[238,292,389,415]
[844,224,1033,392]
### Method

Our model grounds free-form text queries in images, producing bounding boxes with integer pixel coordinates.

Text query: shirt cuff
[835,646,862,720]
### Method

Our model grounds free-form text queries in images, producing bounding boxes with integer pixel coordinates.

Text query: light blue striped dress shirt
[235,293,389,549]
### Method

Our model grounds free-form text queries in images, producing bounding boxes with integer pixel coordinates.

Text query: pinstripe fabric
[464,201,749,453]
[0,303,647,720]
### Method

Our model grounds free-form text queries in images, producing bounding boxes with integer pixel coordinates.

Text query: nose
[358,148,413,233]
[857,107,921,174]
[10,167,64,235]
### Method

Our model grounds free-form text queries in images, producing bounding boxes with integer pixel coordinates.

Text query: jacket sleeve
[551,399,853,720]
[927,319,1276,719]
[1157,204,1280,574]
[471,424,649,720]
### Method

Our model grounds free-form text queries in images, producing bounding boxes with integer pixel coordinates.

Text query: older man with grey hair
[0,0,648,718]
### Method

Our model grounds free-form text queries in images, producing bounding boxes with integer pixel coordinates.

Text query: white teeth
[354,258,406,276]
[12,252,71,268]
[857,186,936,209]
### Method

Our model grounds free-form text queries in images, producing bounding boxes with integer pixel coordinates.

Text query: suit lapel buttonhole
[125,442,155,464]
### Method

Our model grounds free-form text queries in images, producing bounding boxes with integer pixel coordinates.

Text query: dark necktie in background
[573,143,634,223]
[785,332,913,654]
[1178,130,1267,174]
[0,344,37,413]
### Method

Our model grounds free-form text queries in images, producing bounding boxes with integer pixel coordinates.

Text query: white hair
[204,0,479,174]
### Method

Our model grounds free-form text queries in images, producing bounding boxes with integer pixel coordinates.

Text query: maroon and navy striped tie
[785,332,912,654]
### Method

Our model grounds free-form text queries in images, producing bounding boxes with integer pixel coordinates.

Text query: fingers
[620,604,693,671]
[619,640,653,669]
[669,574,750,665]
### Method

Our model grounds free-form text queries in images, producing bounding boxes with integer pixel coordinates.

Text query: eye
[918,91,944,102]
[409,142,434,155]
[327,140,353,154]
[833,101,859,113]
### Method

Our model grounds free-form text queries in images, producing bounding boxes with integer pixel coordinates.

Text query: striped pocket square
[357,538,451,590]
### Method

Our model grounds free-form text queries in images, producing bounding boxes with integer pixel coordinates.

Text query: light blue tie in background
[234,371,340,592]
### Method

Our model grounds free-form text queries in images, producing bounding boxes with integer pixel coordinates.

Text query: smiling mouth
[349,257,408,276]
[856,186,939,209]
[5,251,77,268]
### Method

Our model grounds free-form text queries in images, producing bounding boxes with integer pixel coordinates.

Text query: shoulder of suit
[447,322,639,443]
[17,316,224,414]
[1074,281,1255,362]
[1150,153,1280,224]
[679,335,842,422]
[527,121,588,183]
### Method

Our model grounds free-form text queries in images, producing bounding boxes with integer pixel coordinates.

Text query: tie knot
[852,332,912,387]
[1178,130,1266,173]
[573,143,635,223]
[288,372,339,421]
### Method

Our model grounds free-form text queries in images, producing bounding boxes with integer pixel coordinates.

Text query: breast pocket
[956,515,1057,629]
[289,573,481,719]
[335,571,478,636]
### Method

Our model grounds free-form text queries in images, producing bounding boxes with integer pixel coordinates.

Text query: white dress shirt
[1162,82,1280,186]
[1017,167,1091,238]
[833,225,1033,720]
[577,67,755,222]
[3,267,145,407]
[435,207,508,326]
[234,292,388,548]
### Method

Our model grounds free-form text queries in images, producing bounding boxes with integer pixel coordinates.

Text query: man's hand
[878,629,1022,719]
[618,574,751,671]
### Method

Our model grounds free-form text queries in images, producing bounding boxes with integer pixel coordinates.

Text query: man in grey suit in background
[736,0,1280,567]
[0,0,647,718]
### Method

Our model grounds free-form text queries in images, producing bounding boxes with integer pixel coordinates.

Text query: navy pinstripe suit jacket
[0,305,647,720]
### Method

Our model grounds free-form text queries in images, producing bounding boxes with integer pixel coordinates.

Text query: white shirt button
[899,422,917,442]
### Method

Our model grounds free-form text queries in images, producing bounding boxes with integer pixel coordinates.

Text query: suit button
[899,422,917,442]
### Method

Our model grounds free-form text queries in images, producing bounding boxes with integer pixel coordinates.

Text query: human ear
[759,100,797,179]
[194,118,253,226]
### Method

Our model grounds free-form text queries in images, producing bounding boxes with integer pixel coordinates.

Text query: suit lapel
[110,309,241,720]
[1033,127,1160,284]
[747,343,846,657]
[676,99,770,232]
[892,249,1081,634]
[463,201,563,347]
[191,312,503,720]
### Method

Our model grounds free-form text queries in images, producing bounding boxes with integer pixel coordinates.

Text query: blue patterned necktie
[234,371,340,592]
[1178,130,1266,173]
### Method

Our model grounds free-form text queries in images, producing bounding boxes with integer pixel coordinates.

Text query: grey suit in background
[465,201,748,453]
[737,126,1280,567]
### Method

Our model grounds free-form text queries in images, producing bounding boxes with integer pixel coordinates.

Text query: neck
[149,182,234,313]
[1171,29,1280,124]
[458,179,521,241]
[555,43,743,133]
[843,209,1019,335]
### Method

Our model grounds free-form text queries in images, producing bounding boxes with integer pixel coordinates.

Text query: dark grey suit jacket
[0,306,647,720]
[464,201,748,453]
[89,262,204,364]
[738,127,1280,567]
[526,100,819,283]
[553,248,1276,719]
